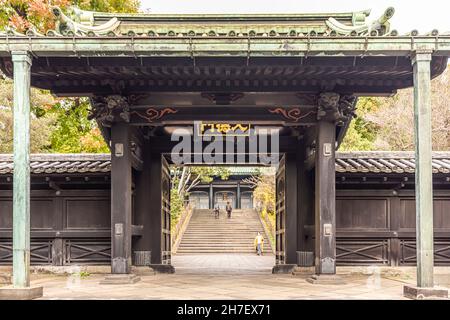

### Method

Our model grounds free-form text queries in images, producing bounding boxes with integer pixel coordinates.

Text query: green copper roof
[6,5,398,38]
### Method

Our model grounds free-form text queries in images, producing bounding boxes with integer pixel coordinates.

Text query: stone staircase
[176,208,272,254]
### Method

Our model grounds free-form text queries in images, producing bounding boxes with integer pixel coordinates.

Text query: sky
[139,0,450,34]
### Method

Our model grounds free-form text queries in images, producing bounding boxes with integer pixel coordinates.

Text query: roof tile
[0,152,449,174]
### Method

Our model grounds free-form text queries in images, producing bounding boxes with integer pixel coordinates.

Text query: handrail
[256,208,276,254]
[171,204,194,253]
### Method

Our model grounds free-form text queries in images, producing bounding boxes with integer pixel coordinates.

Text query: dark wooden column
[132,139,152,265]
[148,152,162,265]
[236,182,241,209]
[110,122,133,274]
[147,152,175,273]
[314,120,336,275]
[209,183,214,209]
[297,138,315,265]
[284,152,298,265]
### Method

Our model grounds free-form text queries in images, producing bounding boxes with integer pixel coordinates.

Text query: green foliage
[74,0,140,14]
[0,76,56,152]
[72,271,90,278]
[189,166,230,184]
[0,0,139,154]
[340,97,381,151]
[170,188,184,230]
[170,166,231,232]
[46,98,109,153]
[0,0,140,33]
[339,119,375,151]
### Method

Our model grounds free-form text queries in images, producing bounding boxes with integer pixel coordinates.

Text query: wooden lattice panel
[0,240,52,265]
[400,238,450,266]
[336,238,389,265]
[64,239,111,265]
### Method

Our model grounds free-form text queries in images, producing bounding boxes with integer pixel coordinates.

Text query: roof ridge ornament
[51,6,121,36]
[326,7,395,36]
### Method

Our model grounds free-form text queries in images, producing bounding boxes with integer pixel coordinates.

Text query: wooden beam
[148,135,299,154]
[1,36,450,57]
[11,51,32,288]
[127,106,318,126]
[314,120,337,275]
[412,51,434,288]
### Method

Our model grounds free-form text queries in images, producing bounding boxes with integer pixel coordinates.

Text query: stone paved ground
[2,254,449,300]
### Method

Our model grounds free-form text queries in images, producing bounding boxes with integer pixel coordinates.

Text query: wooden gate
[161,155,171,265]
[275,155,286,265]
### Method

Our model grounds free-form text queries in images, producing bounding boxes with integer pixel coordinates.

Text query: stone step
[178,245,271,248]
[177,208,272,254]
[177,249,271,254]
[179,234,267,241]
[181,236,267,243]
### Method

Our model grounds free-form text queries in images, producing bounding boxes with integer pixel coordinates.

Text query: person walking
[254,232,264,256]
[214,205,220,219]
[225,201,232,219]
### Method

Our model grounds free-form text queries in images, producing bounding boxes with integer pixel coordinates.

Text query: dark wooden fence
[336,189,450,266]
[0,190,111,265]
[1,188,449,266]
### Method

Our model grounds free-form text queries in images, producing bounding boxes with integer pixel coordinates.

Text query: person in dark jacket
[214,205,220,219]
[226,202,232,219]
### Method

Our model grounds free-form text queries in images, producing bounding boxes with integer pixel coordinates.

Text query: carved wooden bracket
[89,95,131,127]
[317,92,357,124]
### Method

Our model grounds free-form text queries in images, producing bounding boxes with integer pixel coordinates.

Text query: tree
[340,67,450,151]
[0,0,140,154]
[0,74,56,152]
[339,97,380,151]
[172,166,230,198]
[170,166,230,228]
[46,98,110,153]
[1,0,140,33]
[243,167,275,217]
[366,68,450,151]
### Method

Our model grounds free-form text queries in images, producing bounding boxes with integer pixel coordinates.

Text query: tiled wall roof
[1,152,450,175]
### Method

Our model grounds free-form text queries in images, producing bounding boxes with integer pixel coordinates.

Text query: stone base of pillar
[0,273,11,285]
[292,266,315,276]
[272,264,297,274]
[99,274,141,285]
[0,285,43,300]
[306,274,345,285]
[130,266,156,276]
[149,264,175,274]
[403,285,448,299]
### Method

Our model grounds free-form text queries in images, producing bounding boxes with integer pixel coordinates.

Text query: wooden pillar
[12,51,32,287]
[412,51,434,288]
[133,139,152,261]
[314,120,336,275]
[111,122,132,274]
[236,181,241,209]
[148,152,163,264]
[209,183,214,209]
[284,152,298,265]
[297,138,314,257]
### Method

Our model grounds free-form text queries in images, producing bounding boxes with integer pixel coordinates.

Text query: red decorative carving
[268,107,314,122]
[132,107,178,122]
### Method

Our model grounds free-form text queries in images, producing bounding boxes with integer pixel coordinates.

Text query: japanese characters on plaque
[197,122,251,136]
